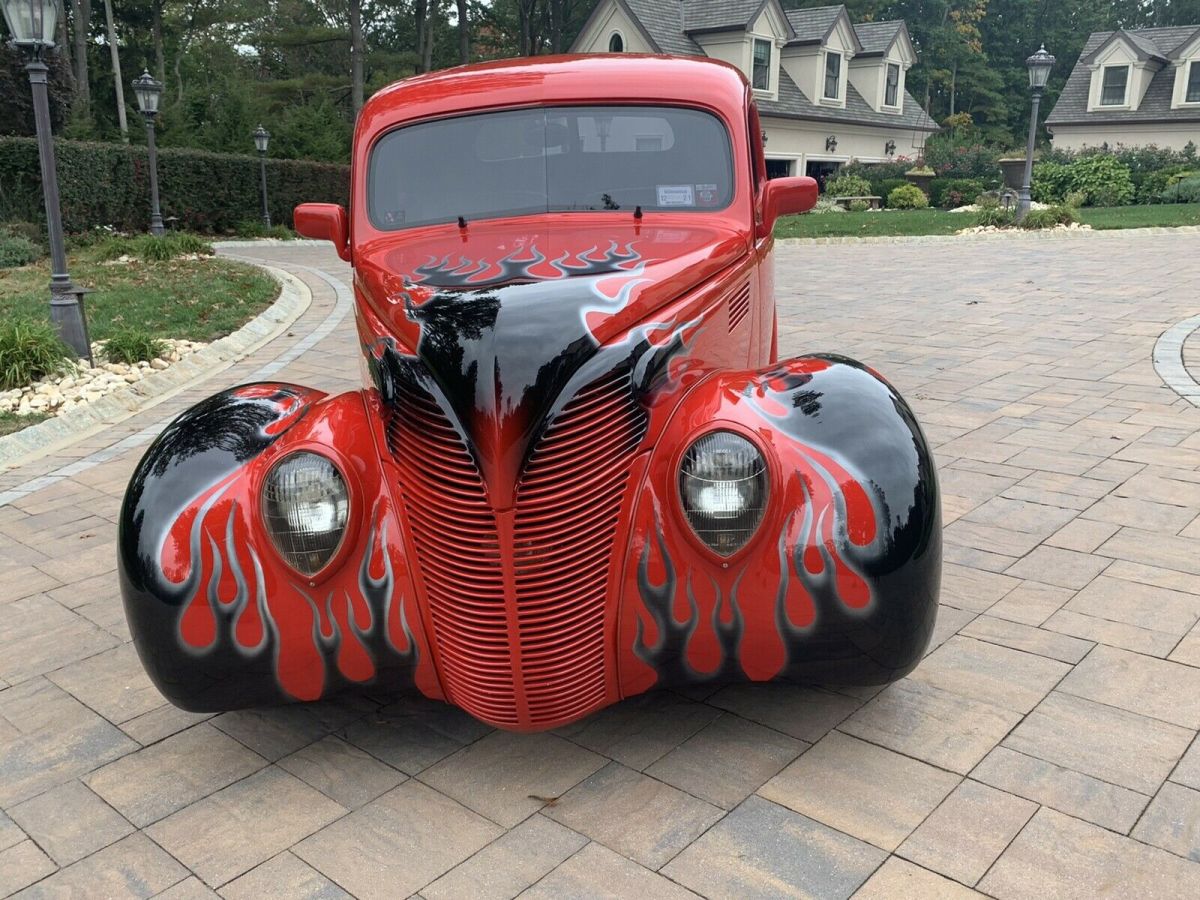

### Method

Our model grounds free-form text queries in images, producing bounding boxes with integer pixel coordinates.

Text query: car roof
[357,54,750,142]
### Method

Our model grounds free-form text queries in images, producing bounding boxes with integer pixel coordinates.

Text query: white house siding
[760,116,929,174]
[1050,121,1200,151]
[573,3,656,53]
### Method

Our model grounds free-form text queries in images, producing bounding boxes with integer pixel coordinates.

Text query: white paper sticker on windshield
[656,184,695,207]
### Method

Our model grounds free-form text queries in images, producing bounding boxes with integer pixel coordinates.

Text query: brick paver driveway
[3,232,1200,898]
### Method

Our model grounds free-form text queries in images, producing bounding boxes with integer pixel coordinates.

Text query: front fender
[618,355,941,696]
[118,383,440,712]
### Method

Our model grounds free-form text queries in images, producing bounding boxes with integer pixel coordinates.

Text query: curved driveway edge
[1154,313,1200,408]
[0,264,310,472]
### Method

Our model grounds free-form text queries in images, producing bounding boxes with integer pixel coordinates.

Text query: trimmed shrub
[1031,161,1073,203]
[809,198,846,214]
[887,183,929,209]
[824,174,872,197]
[975,206,1014,228]
[847,199,870,212]
[1069,155,1134,206]
[103,329,168,365]
[0,320,71,390]
[0,234,40,268]
[931,177,985,209]
[0,136,349,233]
[1021,205,1079,230]
[1161,176,1200,204]
[876,178,909,205]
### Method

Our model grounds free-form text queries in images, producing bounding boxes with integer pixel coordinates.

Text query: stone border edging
[0,264,310,471]
[1154,313,1200,409]
[778,224,1200,246]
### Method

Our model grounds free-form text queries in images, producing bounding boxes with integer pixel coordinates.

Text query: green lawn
[776,203,1200,239]
[0,245,278,343]
[0,410,48,437]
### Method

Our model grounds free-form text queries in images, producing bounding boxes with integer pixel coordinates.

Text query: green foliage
[1021,205,1080,230]
[809,198,847,215]
[1161,177,1200,205]
[975,206,1015,228]
[103,330,169,366]
[1063,191,1088,209]
[0,320,71,390]
[234,221,298,240]
[1031,161,1073,203]
[0,235,41,269]
[92,234,214,263]
[887,183,930,210]
[824,174,873,197]
[0,137,348,234]
[923,136,1003,183]
[876,179,910,206]
[931,178,986,209]
[847,199,871,212]
[1069,155,1135,206]
[975,193,1001,210]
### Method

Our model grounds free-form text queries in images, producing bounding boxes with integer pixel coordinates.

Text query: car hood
[356,219,746,508]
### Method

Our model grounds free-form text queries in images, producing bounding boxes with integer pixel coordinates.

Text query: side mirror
[758,176,819,238]
[294,203,351,261]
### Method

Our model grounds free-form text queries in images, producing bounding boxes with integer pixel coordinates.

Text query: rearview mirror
[294,203,351,261]
[758,176,819,238]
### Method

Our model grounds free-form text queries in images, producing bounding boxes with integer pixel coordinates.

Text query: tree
[455,0,469,64]
[101,0,129,140]
[70,0,91,116]
[350,0,364,114]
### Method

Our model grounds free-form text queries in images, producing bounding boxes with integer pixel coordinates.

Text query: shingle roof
[682,0,768,33]
[620,0,703,55]
[853,20,903,55]
[759,67,937,132]
[785,6,842,43]
[1047,25,1200,125]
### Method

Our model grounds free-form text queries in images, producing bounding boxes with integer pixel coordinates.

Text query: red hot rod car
[119,55,940,732]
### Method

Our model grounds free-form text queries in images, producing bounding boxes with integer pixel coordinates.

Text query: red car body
[119,55,940,732]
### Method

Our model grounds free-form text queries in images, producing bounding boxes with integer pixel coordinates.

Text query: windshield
[368,105,735,230]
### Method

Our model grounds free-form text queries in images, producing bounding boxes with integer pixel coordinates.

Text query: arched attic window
[609,32,624,52]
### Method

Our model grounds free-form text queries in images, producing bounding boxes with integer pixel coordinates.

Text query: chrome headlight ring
[262,451,351,576]
[678,430,768,557]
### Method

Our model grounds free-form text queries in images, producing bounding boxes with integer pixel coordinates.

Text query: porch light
[885,139,896,156]
[825,135,838,153]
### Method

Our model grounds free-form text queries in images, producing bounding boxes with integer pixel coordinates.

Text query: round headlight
[262,452,349,576]
[679,431,767,556]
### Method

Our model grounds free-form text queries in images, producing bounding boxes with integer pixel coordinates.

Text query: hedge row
[0,137,349,234]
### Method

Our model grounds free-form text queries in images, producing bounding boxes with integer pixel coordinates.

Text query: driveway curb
[778,224,1200,245]
[0,264,310,471]
[1154,313,1200,408]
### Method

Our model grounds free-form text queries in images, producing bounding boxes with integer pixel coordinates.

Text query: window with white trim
[824,51,842,100]
[752,39,771,91]
[1187,60,1200,103]
[1100,65,1129,105]
[608,32,624,52]
[885,63,900,107]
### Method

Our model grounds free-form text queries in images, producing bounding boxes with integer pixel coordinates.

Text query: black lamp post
[2,0,92,363]
[253,125,271,228]
[132,70,165,237]
[1018,44,1056,221]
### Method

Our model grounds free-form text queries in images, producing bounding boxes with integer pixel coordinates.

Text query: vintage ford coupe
[119,55,941,732]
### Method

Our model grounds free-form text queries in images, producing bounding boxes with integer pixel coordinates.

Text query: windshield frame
[364,102,738,233]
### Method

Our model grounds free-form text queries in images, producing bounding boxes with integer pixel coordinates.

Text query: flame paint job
[118,55,940,729]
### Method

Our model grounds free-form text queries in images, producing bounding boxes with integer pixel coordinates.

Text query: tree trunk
[422,0,439,72]
[71,0,91,115]
[102,0,128,140]
[56,0,77,92]
[414,0,426,74]
[350,0,364,115]
[549,0,562,53]
[949,62,957,116]
[455,0,469,64]
[152,0,166,85]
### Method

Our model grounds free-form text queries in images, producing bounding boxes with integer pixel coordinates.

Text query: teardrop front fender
[617,354,942,697]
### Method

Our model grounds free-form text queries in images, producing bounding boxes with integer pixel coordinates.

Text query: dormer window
[885,63,900,107]
[1100,65,1129,105]
[608,32,624,53]
[1187,60,1200,103]
[824,51,842,100]
[752,38,771,91]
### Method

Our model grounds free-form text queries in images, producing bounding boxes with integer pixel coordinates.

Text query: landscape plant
[1161,176,1200,204]
[1021,205,1080,229]
[0,320,71,390]
[824,174,872,198]
[103,329,169,365]
[887,183,930,209]
[0,234,41,269]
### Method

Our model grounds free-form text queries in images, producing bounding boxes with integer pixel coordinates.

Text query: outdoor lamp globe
[1,0,57,50]
[132,70,163,116]
[1026,44,1055,90]
[254,124,270,154]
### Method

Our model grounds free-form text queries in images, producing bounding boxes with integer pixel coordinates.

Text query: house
[570,1,938,182]
[1047,25,1200,151]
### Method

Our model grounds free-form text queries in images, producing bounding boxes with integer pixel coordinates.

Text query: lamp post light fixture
[1017,44,1055,222]
[2,0,92,363]
[253,124,271,228]
[132,70,165,236]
